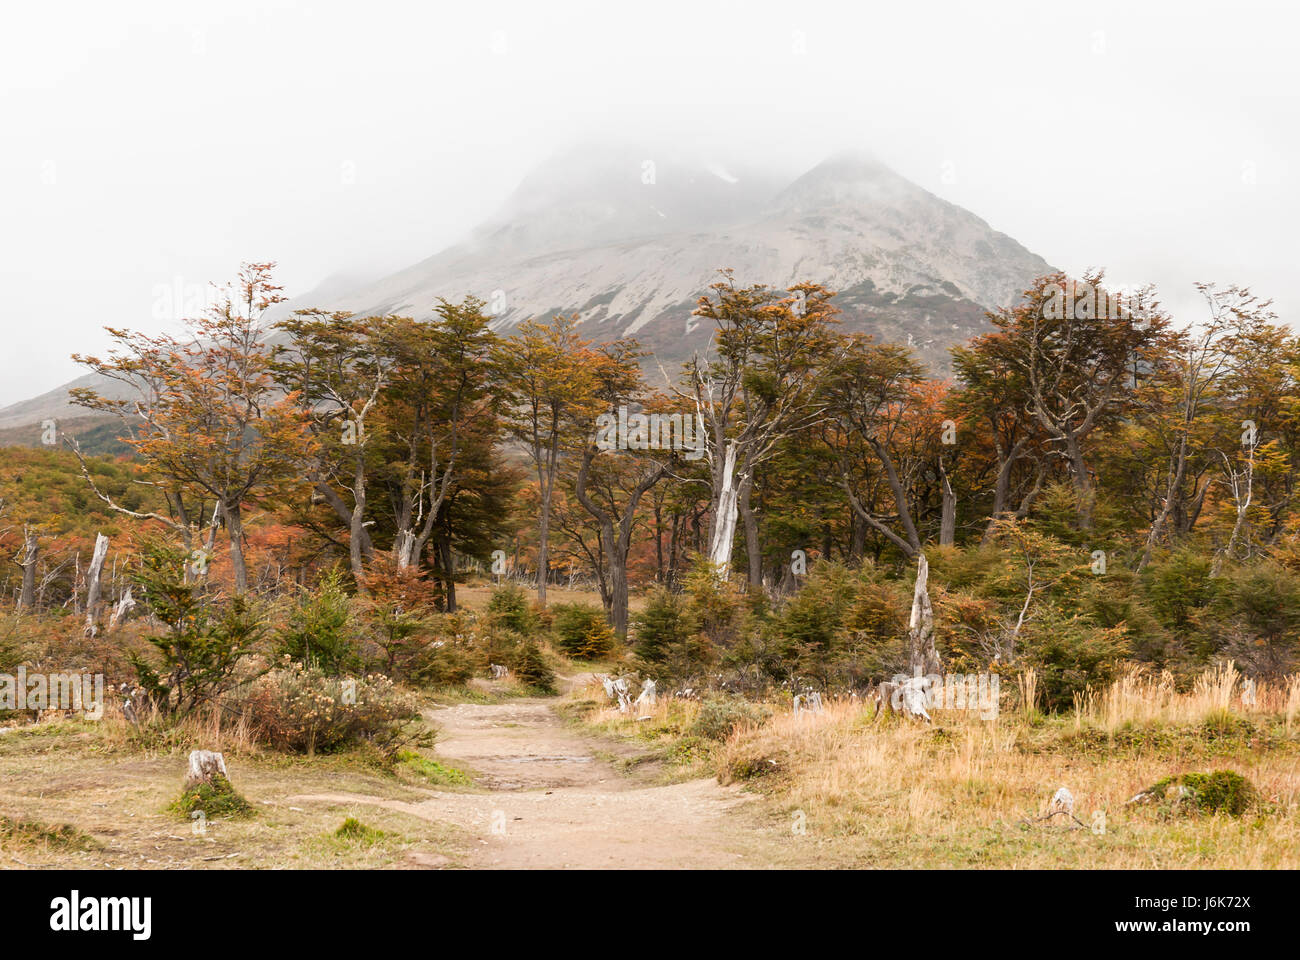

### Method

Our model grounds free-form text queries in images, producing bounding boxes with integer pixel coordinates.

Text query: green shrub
[334,817,385,844]
[511,641,556,693]
[632,587,696,670]
[487,584,537,634]
[551,603,616,660]
[275,569,359,675]
[1140,770,1257,816]
[128,543,261,717]
[689,695,772,741]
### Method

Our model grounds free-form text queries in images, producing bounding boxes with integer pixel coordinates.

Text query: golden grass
[578,665,1300,868]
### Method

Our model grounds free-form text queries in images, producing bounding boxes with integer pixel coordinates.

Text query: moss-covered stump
[170,751,255,820]
[1131,770,1257,816]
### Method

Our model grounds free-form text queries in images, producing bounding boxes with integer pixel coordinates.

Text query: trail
[291,679,772,869]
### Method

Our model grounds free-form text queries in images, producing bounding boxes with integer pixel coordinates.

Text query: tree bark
[84,533,110,635]
[939,462,956,547]
[225,501,248,594]
[706,440,743,577]
[738,472,762,589]
[437,534,457,612]
[1065,434,1095,530]
[907,553,941,677]
[18,527,38,610]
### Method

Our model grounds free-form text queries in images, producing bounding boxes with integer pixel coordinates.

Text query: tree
[684,273,839,580]
[571,342,669,637]
[496,313,601,604]
[273,310,389,582]
[72,262,314,592]
[981,272,1170,529]
[819,336,928,559]
[376,300,499,571]
[128,542,259,716]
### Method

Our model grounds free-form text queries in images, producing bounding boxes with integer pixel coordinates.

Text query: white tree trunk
[83,533,110,636]
[908,553,941,677]
[708,442,741,577]
[108,587,135,632]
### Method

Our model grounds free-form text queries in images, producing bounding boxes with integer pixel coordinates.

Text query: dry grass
[0,700,467,868]
[576,666,1300,868]
[1072,662,1298,730]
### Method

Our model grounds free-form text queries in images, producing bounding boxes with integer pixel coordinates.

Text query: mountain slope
[0,146,1053,433]
[319,146,1052,378]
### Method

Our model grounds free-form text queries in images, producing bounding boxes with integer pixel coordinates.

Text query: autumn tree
[982,272,1170,529]
[273,310,389,581]
[72,262,314,592]
[496,314,601,604]
[819,336,928,560]
[570,342,670,637]
[683,273,839,581]
[374,299,499,571]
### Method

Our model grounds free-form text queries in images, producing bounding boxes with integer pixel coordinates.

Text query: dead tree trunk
[939,461,956,547]
[83,533,110,636]
[17,527,38,610]
[907,553,941,677]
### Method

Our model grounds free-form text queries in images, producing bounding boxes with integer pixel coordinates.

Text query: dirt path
[291,686,774,869]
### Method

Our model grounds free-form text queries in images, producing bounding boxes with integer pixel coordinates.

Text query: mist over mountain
[0,144,1053,432]
[319,144,1053,382]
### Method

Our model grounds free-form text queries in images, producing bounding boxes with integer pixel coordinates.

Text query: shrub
[683,558,744,657]
[333,817,386,844]
[1022,613,1128,711]
[487,583,537,634]
[275,569,359,675]
[128,543,260,717]
[632,587,695,670]
[1139,770,1257,816]
[511,641,556,693]
[239,662,420,754]
[689,695,772,741]
[357,562,443,682]
[551,603,616,660]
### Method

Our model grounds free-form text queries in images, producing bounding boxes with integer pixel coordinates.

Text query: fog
[1,0,1296,405]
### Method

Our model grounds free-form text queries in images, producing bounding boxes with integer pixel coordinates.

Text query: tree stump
[185,750,230,787]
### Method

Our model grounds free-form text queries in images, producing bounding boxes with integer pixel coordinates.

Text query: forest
[3,260,1299,869]
[3,261,1296,698]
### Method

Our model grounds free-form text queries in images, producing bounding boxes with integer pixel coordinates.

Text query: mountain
[317,145,1052,381]
[0,145,1053,435]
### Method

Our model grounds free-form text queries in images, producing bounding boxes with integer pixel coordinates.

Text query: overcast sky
[2,0,1296,406]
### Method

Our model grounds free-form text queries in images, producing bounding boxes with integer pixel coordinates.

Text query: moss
[169,774,255,820]
[0,814,99,850]
[333,817,386,844]
[1142,770,1257,816]
[395,749,472,786]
